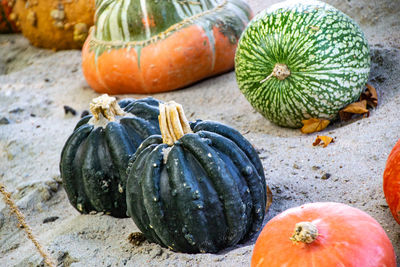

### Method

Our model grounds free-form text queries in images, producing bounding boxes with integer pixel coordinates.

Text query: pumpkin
[60,94,161,218]
[235,0,371,128]
[82,0,253,94]
[0,0,19,33]
[251,202,396,267]
[383,138,400,224]
[125,101,267,253]
[13,0,95,50]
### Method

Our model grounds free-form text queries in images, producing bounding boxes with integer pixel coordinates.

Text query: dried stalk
[0,182,56,267]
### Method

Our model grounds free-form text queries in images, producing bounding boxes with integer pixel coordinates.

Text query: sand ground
[1,0,400,266]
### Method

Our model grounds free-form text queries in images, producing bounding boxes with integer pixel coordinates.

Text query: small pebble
[64,105,77,116]
[293,164,300,169]
[312,166,320,171]
[321,173,331,180]
[0,117,10,125]
[9,107,24,113]
[43,216,59,224]
[128,232,146,246]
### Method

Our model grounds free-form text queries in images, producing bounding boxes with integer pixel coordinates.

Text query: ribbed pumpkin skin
[60,98,161,218]
[235,0,371,128]
[251,202,396,267]
[383,138,400,224]
[82,0,252,94]
[126,120,266,253]
[0,0,18,33]
[13,0,95,50]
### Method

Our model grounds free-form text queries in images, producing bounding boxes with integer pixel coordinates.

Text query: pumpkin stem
[260,63,291,83]
[290,222,318,244]
[159,101,193,146]
[89,94,125,122]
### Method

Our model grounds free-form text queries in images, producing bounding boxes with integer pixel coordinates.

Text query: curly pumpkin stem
[260,63,291,83]
[89,94,125,122]
[290,222,318,244]
[159,101,193,146]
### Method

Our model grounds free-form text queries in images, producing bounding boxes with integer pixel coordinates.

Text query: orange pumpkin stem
[89,94,125,122]
[290,222,318,244]
[159,101,193,146]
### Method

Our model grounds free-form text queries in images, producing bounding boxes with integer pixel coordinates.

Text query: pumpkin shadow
[0,34,54,75]
[327,45,400,131]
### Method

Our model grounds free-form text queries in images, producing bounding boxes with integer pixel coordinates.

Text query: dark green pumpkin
[126,102,267,253]
[60,95,161,218]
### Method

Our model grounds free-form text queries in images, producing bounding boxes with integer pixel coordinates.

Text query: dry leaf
[265,186,273,213]
[339,100,369,121]
[301,118,330,134]
[313,135,335,148]
[360,84,378,108]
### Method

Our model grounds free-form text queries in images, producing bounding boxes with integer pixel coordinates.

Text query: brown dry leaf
[339,100,369,121]
[360,84,378,108]
[265,185,273,213]
[301,118,330,134]
[313,135,335,148]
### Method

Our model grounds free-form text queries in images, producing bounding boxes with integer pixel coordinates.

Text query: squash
[251,202,396,267]
[0,0,18,33]
[60,94,161,218]
[125,101,267,253]
[13,0,95,50]
[82,0,253,94]
[383,138,400,224]
[235,0,371,128]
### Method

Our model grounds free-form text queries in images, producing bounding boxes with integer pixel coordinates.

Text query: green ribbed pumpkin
[60,95,161,218]
[126,102,267,253]
[235,0,371,128]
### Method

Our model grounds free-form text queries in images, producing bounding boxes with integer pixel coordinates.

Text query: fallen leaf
[339,100,369,121]
[360,84,378,108]
[301,118,330,134]
[265,186,273,213]
[313,135,335,148]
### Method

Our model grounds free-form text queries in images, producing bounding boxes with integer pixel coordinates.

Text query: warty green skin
[235,0,371,128]
[126,120,267,253]
[91,0,252,62]
[60,98,161,218]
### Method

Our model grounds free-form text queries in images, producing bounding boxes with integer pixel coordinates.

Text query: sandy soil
[1,0,399,266]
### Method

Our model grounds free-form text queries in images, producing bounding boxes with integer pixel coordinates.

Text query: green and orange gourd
[82,0,253,94]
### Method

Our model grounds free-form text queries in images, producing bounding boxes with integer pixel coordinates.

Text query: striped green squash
[82,0,252,94]
[91,0,251,57]
[235,0,371,128]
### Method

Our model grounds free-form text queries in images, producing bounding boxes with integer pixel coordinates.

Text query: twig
[0,182,56,267]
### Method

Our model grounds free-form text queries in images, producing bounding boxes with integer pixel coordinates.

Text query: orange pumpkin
[252,202,396,267]
[13,0,94,50]
[0,0,18,33]
[384,138,400,224]
[82,0,253,94]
